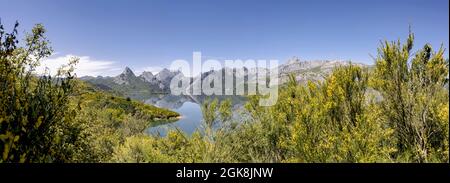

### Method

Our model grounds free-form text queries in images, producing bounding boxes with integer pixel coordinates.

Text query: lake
[144,94,246,136]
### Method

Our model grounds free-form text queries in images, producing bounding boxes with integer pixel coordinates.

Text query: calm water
[146,101,203,136]
[144,95,246,136]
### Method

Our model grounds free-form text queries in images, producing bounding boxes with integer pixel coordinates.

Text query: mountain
[113,67,137,85]
[153,68,184,91]
[186,57,366,94]
[80,58,368,100]
[138,71,154,82]
[275,57,366,84]
[80,68,167,100]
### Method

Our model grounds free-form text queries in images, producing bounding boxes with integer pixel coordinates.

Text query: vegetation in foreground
[0,22,448,163]
[0,21,179,162]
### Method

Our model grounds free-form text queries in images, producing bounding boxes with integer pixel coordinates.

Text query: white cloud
[37,54,122,77]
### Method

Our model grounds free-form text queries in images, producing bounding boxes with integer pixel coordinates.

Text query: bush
[0,22,78,162]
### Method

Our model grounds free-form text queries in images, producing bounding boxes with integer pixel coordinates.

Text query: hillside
[72,81,180,121]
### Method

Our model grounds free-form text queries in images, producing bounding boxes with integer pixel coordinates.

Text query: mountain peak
[154,68,184,90]
[139,71,154,82]
[140,71,154,76]
[113,67,136,84]
[122,67,135,76]
[158,68,170,73]
[287,57,300,65]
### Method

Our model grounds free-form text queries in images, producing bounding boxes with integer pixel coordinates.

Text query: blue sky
[0,0,448,76]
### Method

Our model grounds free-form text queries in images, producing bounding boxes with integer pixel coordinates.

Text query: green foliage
[110,38,447,163]
[59,82,180,162]
[0,21,78,162]
[1,21,447,163]
[111,131,211,163]
[0,21,179,162]
[371,31,449,162]
[218,99,232,122]
[111,99,236,163]
[229,66,396,163]
[106,35,449,163]
[110,66,396,163]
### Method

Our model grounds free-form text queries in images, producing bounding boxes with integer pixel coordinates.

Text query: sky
[0,0,448,76]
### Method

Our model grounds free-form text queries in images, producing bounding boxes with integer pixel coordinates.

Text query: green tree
[278,66,395,162]
[371,31,449,162]
[0,21,78,162]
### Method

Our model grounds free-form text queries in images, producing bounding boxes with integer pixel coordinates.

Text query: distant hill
[80,67,184,100]
[80,58,369,99]
[275,57,367,84]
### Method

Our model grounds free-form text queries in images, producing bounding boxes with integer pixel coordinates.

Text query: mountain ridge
[80,58,368,99]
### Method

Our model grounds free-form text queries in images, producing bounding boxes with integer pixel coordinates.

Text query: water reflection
[144,94,246,136]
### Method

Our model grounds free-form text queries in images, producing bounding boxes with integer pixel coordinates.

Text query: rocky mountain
[80,58,368,100]
[153,68,184,91]
[113,67,138,85]
[139,71,154,82]
[80,67,184,99]
[186,57,366,94]
[275,57,365,84]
